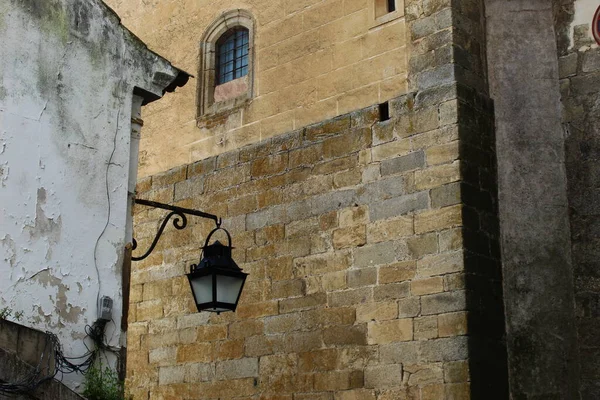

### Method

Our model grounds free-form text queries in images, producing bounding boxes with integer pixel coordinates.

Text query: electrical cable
[0,319,121,396]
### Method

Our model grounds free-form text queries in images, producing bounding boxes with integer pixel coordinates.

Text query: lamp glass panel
[190,274,213,304]
[216,275,244,304]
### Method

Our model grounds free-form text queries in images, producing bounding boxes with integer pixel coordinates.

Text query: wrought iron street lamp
[132,199,247,314]
[187,227,248,314]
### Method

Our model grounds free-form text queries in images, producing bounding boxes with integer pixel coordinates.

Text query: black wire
[0,319,121,396]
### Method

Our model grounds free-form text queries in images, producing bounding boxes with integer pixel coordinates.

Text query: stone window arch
[197,10,255,119]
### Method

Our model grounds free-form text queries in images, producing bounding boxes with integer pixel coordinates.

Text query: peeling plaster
[1,0,183,391]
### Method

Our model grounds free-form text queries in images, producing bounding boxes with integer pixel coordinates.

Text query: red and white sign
[593,5,600,45]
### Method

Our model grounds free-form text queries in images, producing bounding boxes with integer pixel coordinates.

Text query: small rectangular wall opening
[375,0,396,18]
[379,101,390,121]
[387,0,395,12]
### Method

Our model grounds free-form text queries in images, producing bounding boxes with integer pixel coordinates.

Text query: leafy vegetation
[82,365,126,400]
[0,307,24,321]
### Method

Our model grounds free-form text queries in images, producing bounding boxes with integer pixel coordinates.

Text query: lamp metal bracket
[131,199,221,262]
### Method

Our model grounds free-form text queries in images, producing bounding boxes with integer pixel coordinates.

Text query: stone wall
[130,91,465,399]
[0,320,83,400]
[127,0,507,399]
[104,0,409,177]
[560,11,600,399]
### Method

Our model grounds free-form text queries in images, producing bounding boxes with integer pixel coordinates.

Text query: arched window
[216,28,249,84]
[197,10,254,119]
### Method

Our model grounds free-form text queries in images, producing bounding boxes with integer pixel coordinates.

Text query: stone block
[381,151,426,176]
[307,271,347,294]
[368,319,413,344]
[322,128,372,159]
[417,250,463,277]
[334,168,363,188]
[421,384,444,398]
[348,268,377,288]
[444,360,469,383]
[419,336,468,362]
[272,279,306,299]
[371,139,411,161]
[329,287,373,307]
[411,277,444,296]
[356,301,398,323]
[373,120,395,145]
[354,241,397,267]
[314,155,358,175]
[414,316,438,340]
[177,342,215,363]
[184,362,215,383]
[417,64,456,90]
[285,330,323,353]
[369,191,429,221]
[379,261,417,283]
[558,52,578,78]
[334,389,377,400]
[410,14,436,40]
[229,319,264,340]
[407,233,438,259]
[374,281,410,301]
[339,205,369,227]
[293,251,351,277]
[426,141,459,166]
[421,290,467,315]
[438,99,459,126]
[216,339,244,360]
[305,116,351,141]
[367,216,414,243]
[324,325,368,346]
[405,363,444,386]
[333,225,367,249]
[245,334,285,357]
[136,300,163,321]
[280,293,327,313]
[251,153,288,177]
[159,365,185,385]
[364,364,403,388]
[398,296,421,318]
[299,348,339,372]
[445,382,470,399]
[314,370,364,391]
[152,165,187,189]
[431,182,461,208]
[310,189,357,216]
[582,49,600,73]
[357,176,406,204]
[415,204,462,234]
[396,107,439,137]
[414,161,460,190]
[216,358,259,380]
[438,311,467,337]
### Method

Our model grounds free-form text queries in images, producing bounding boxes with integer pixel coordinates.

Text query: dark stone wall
[559,14,600,399]
[484,0,580,398]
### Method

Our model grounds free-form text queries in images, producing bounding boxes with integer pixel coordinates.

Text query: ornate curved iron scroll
[132,199,221,262]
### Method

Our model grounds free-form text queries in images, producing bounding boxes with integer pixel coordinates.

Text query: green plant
[0,307,22,321]
[82,365,125,400]
[0,307,11,319]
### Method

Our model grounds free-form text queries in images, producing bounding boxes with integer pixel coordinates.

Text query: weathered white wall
[0,0,182,390]
[571,0,600,48]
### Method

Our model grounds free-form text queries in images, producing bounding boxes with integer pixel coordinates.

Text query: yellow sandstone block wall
[130,96,473,400]
[104,0,408,177]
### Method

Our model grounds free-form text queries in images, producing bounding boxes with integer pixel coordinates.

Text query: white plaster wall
[0,0,181,390]
[571,0,600,48]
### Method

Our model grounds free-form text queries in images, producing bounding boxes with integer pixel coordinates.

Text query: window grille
[216,28,249,84]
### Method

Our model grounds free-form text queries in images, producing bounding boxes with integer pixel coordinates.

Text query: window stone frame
[197,9,255,121]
